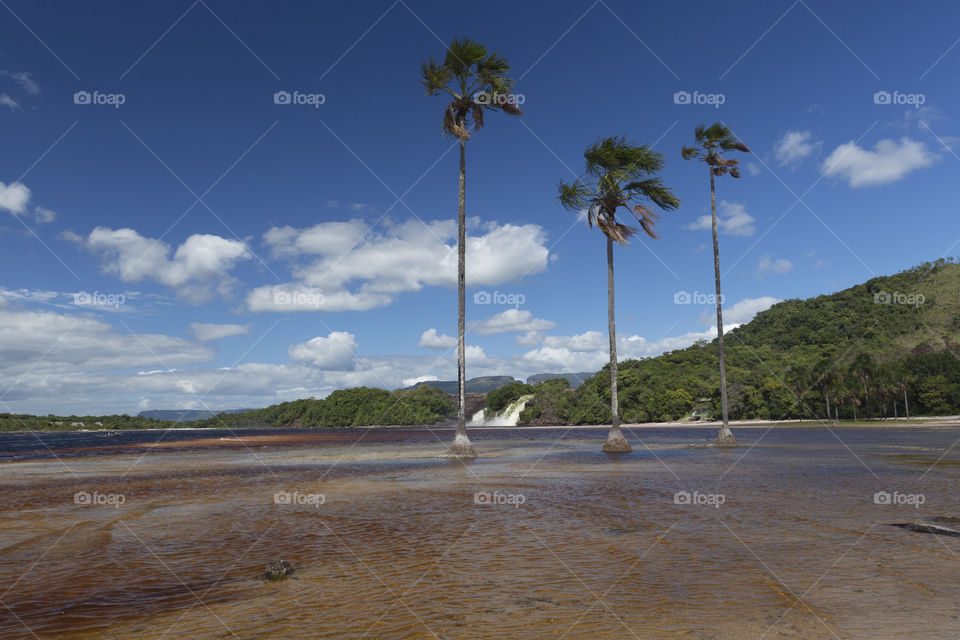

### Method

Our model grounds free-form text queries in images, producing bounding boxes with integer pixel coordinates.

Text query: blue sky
[1,0,958,414]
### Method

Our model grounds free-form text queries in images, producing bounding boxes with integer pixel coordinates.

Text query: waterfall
[468,395,534,427]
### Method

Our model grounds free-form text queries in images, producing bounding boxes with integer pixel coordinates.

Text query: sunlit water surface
[1,425,959,639]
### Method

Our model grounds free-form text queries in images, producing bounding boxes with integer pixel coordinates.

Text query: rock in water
[262,560,295,581]
[890,522,960,537]
[933,515,960,524]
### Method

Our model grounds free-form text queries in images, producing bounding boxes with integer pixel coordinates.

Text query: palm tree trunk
[710,169,737,448]
[449,136,475,458]
[862,380,870,420]
[602,236,631,453]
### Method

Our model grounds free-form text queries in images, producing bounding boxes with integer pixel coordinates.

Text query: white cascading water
[468,394,534,427]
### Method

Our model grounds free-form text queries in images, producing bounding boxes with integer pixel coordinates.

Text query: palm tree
[682,123,750,448]
[558,136,679,452]
[422,38,522,458]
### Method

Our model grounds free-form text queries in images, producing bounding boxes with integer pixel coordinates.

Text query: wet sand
[1,426,959,639]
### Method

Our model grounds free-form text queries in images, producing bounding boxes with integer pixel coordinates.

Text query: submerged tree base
[714,427,738,448]
[601,427,633,453]
[447,432,477,459]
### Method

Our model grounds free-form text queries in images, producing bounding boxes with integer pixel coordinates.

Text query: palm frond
[444,37,487,76]
[557,179,592,211]
[421,59,453,96]
[596,215,637,245]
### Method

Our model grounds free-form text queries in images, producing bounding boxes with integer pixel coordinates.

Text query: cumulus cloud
[0,181,57,224]
[403,374,438,387]
[698,296,780,325]
[188,323,251,341]
[418,328,456,349]
[685,201,755,237]
[756,256,793,276]
[471,309,556,335]
[250,217,550,312]
[0,181,31,215]
[822,137,936,187]
[77,228,251,302]
[288,331,358,370]
[0,306,214,375]
[519,325,748,372]
[775,130,820,167]
[247,284,390,313]
[0,94,19,111]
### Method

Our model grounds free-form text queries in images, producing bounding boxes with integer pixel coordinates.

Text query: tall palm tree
[558,136,679,452]
[682,123,750,448]
[422,38,522,458]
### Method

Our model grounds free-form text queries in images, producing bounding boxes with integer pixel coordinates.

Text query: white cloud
[403,375,438,387]
[33,207,56,224]
[519,324,752,373]
[775,130,820,167]
[699,296,780,325]
[418,328,456,349]
[189,323,251,341]
[288,331,358,370]
[822,137,936,187]
[465,345,487,361]
[746,162,761,176]
[247,284,390,313]
[0,306,213,375]
[756,256,793,276]
[0,93,20,111]
[471,309,556,335]
[250,217,550,312]
[685,201,755,237]
[0,71,39,95]
[78,228,251,302]
[516,331,544,347]
[0,181,31,214]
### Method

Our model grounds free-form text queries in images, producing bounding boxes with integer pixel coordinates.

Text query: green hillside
[195,384,455,428]
[521,259,960,424]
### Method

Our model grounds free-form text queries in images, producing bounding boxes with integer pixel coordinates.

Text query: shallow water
[1,426,960,639]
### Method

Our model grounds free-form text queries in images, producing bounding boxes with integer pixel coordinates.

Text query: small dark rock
[262,560,295,581]
[890,522,960,537]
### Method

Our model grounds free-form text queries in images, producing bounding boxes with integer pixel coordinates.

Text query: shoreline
[1,416,959,435]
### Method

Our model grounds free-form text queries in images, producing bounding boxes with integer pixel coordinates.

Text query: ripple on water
[2,428,960,639]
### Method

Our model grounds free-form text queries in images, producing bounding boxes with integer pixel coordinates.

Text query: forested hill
[520,259,960,425]
[729,259,959,357]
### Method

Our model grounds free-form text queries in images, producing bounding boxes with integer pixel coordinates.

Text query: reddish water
[1,426,959,639]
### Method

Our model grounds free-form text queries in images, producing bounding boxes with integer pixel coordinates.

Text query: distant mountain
[138,409,254,422]
[413,376,518,394]
[526,372,594,388]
